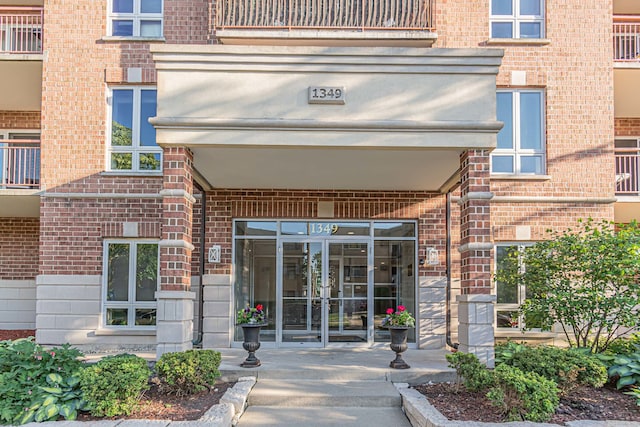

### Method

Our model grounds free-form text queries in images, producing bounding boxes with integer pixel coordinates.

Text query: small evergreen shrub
[0,338,85,425]
[445,352,494,392]
[500,345,607,393]
[155,349,221,396]
[487,364,560,422]
[79,354,150,417]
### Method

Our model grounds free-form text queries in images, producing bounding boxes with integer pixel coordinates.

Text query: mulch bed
[414,382,640,425]
[0,330,35,341]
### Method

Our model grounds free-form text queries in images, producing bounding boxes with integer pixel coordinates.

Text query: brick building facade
[0,0,634,364]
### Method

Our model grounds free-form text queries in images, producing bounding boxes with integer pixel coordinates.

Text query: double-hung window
[490,0,545,39]
[103,241,159,328]
[109,0,163,37]
[492,90,545,175]
[108,87,162,172]
[495,244,536,330]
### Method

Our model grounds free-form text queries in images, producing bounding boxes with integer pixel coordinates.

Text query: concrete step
[247,379,402,407]
[237,406,412,426]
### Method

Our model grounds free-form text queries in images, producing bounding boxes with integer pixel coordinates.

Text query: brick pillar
[456,150,496,367]
[156,147,196,358]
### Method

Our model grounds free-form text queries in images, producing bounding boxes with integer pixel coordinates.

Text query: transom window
[491,90,545,175]
[108,87,162,172]
[109,0,163,37]
[490,0,544,39]
[103,241,159,328]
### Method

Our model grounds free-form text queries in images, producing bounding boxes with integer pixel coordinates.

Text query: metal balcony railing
[0,140,40,189]
[614,16,640,62]
[615,148,640,195]
[0,6,43,54]
[215,0,434,31]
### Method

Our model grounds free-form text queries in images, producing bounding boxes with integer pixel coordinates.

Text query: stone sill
[100,36,166,43]
[94,328,156,336]
[486,38,551,46]
[491,174,551,181]
[100,171,163,178]
[495,330,557,339]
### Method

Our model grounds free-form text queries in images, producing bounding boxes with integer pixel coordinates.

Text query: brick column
[156,147,196,358]
[456,150,496,367]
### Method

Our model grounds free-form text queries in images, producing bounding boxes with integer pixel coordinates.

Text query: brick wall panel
[0,218,39,279]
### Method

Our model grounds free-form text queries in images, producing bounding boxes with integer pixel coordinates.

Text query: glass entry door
[279,240,370,346]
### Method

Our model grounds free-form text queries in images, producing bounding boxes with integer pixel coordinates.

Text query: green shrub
[624,385,640,406]
[605,351,640,390]
[500,345,607,393]
[487,364,560,422]
[495,341,526,365]
[79,354,150,417]
[0,338,85,425]
[445,352,494,392]
[155,350,221,396]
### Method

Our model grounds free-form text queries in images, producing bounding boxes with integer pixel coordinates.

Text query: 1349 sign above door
[308,86,346,104]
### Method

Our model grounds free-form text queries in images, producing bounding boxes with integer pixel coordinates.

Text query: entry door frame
[276,237,373,347]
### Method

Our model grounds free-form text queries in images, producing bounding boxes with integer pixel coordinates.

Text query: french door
[279,239,371,346]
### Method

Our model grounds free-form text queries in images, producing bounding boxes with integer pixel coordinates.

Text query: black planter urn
[388,326,410,369]
[239,323,264,368]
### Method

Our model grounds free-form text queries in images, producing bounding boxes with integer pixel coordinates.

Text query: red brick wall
[0,111,41,130]
[203,189,447,277]
[436,0,615,240]
[615,118,640,137]
[0,218,39,280]
[39,177,163,275]
[41,0,209,190]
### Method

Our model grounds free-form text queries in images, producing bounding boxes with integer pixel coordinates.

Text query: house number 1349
[308,86,346,105]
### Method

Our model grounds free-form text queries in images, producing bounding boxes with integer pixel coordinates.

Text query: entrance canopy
[150,45,503,192]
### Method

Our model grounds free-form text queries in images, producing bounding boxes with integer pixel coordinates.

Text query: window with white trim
[490,0,544,39]
[491,90,545,175]
[108,87,162,172]
[108,0,163,37]
[495,243,544,331]
[103,241,159,328]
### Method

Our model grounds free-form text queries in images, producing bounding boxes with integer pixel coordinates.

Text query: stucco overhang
[150,45,503,192]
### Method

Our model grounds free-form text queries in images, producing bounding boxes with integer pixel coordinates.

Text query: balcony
[213,0,437,46]
[0,139,40,190]
[614,16,640,63]
[0,7,43,55]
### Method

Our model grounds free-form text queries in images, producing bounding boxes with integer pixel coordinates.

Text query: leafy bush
[605,351,640,390]
[495,341,526,365]
[495,219,640,353]
[487,364,560,422]
[499,345,607,394]
[624,386,640,406]
[79,354,150,417]
[445,352,494,392]
[0,338,85,425]
[155,350,221,396]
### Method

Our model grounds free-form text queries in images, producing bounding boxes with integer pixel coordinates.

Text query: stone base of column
[456,294,496,368]
[156,291,196,359]
[202,274,232,348]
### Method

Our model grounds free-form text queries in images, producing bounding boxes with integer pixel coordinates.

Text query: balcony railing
[216,0,434,31]
[0,140,40,189]
[0,7,43,54]
[614,16,640,62]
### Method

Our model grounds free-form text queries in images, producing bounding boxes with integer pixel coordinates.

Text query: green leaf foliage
[155,350,221,397]
[495,219,640,353]
[0,338,85,425]
[445,352,495,392]
[487,364,560,422]
[79,353,151,417]
[606,350,640,389]
[497,345,607,394]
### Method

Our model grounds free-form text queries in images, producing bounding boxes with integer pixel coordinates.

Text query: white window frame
[491,89,546,175]
[490,0,545,39]
[107,0,164,38]
[106,86,162,173]
[495,243,540,331]
[102,240,159,329]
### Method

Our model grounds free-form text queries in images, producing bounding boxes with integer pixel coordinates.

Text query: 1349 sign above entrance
[308,86,346,104]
